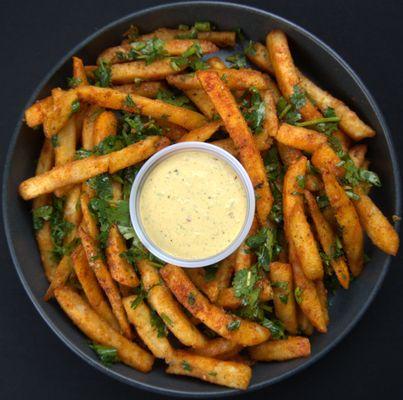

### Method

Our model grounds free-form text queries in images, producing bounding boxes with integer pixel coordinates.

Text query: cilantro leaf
[150,310,168,337]
[239,87,265,134]
[33,205,53,230]
[93,60,111,87]
[89,343,119,366]
[226,53,248,69]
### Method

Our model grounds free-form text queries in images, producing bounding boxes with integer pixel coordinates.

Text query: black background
[0,0,402,399]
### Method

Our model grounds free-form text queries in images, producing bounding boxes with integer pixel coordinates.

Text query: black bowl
[3,1,401,397]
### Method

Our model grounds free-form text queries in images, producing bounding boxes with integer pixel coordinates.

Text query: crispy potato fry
[160,264,270,346]
[289,203,324,281]
[136,259,162,290]
[166,349,251,390]
[211,138,238,157]
[108,136,170,173]
[352,186,399,255]
[113,81,164,98]
[304,190,350,288]
[80,192,99,239]
[269,262,298,334]
[111,58,187,84]
[276,123,327,153]
[315,280,329,327]
[98,40,219,64]
[216,284,272,310]
[197,70,273,226]
[168,68,269,90]
[82,105,103,150]
[322,172,364,276]
[72,245,119,330]
[19,154,110,200]
[43,255,72,301]
[178,121,221,142]
[54,285,153,372]
[297,306,314,335]
[184,89,216,119]
[254,91,277,150]
[190,337,242,359]
[235,217,258,272]
[54,117,77,175]
[93,111,118,145]
[249,336,310,361]
[106,225,140,287]
[72,56,89,86]
[43,88,78,137]
[123,295,173,359]
[206,56,226,69]
[277,142,302,166]
[311,144,344,178]
[79,227,133,339]
[77,86,207,130]
[245,41,274,74]
[298,72,375,140]
[25,96,53,128]
[348,144,367,168]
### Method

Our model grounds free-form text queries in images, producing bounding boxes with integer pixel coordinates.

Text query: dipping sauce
[138,150,248,260]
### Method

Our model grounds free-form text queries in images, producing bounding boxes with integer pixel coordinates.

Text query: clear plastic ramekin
[129,142,256,268]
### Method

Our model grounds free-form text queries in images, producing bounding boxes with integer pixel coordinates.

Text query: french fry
[277,142,302,166]
[191,338,242,359]
[136,260,208,348]
[297,307,314,335]
[206,56,226,69]
[168,69,269,91]
[304,190,350,288]
[315,280,329,327]
[108,136,170,173]
[98,40,219,64]
[235,217,258,272]
[54,285,154,372]
[254,91,277,150]
[349,144,367,168]
[269,262,298,334]
[43,255,72,301]
[197,70,273,226]
[160,264,270,346]
[82,105,103,150]
[19,154,110,200]
[93,111,118,145]
[276,123,327,153]
[79,227,133,339]
[322,172,364,276]
[245,41,274,74]
[211,138,238,157]
[166,350,251,390]
[77,86,207,130]
[72,245,119,330]
[106,225,140,287]
[216,284,272,309]
[184,89,216,119]
[80,193,99,239]
[123,295,173,359]
[43,88,78,137]
[178,121,221,142]
[249,336,310,361]
[352,186,399,255]
[113,81,164,98]
[298,72,375,140]
[72,56,89,86]
[311,144,344,178]
[25,96,53,128]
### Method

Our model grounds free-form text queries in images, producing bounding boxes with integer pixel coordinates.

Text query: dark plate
[3,1,401,397]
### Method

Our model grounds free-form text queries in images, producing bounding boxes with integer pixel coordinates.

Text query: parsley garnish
[89,343,119,366]
[156,88,193,109]
[130,288,147,310]
[226,53,248,69]
[244,40,256,56]
[33,205,53,230]
[187,293,196,305]
[227,319,241,331]
[170,43,204,72]
[239,87,265,134]
[150,310,168,337]
[67,77,82,88]
[71,99,80,114]
[261,318,286,339]
[160,313,173,327]
[93,60,111,87]
[125,38,168,64]
[271,281,288,290]
[51,134,59,148]
[294,287,303,304]
[123,94,136,108]
[182,360,192,371]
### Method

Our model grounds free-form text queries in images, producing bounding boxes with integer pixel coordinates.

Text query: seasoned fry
[106,225,140,287]
[93,111,118,145]
[178,121,221,142]
[206,56,226,69]
[79,227,133,339]
[25,96,53,128]
[54,285,153,372]
[249,336,310,361]
[276,123,327,153]
[43,255,72,301]
[166,350,251,390]
[211,138,238,157]
[269,262,298,334]
[197,70,273,226]
[304,190,350,288]
[349,144,367,168]
[352,186,399,255]
[123,295,173,359]
[53,118,76,166]
[160,264,270,346]
[245,41,274,74]
[168,69,269,90]
[184,89,216,119]
[254,90,277,150]
[311,144,344,178]
[216,284,272,309]
[72,56,89,86]
[191,338,242,359]
[113,81,164,98]
[80,193,99,239]
[156,119,188,141]
[297,307,314,335]
[77,86,207,130]
[315,280,329,327]
[235,218,258,272]
[322,172,364,276]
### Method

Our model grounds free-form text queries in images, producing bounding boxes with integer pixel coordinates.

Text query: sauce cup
[129,142,256,268]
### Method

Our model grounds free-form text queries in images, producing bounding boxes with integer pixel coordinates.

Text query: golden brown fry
[277,142,302,166]
[43,255,72,301]
[245,41,274,74]
[322,172,364,276]
[315,280,329,327]
[249,336,310,361]
[311,144,344,178]
[93,111,118,145]
[297,306,314,335]
[80,192,99,239]
[197,70,273,226]
[298,72,375,140]
[77,86,207,130]
[178,121,221,142]
[304,190,350,288]
[349,144,367,168]
[352,186,399,255]
[98,40,219,64]
[191,338,242,359]
[54,285,154,372]
[156,119,188,141]
[160,264,270,346]
[276,123,327,153]
[211,138,238,157]
[79,227,133,339]
[184,89,216,119]
[54,117,77,168]
[168,69,269,90]
[269,262,298,334]
[72,56,89,86]
[216,284,272,310]
[25,96,53,128]
[82,105,103,150]
[106,225,140,287]
[72,245,119,330]
[123,295,173,359]
[235,217,258,273]
[166,350,251,390]
[206,56,226,69]
[108,136,170,173]
[254,91,277,151]
[113,81,164,98]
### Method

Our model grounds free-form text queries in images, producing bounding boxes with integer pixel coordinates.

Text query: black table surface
[1,0,402,399]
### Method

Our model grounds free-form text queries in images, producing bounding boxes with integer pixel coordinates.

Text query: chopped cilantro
[150,310,168,338]
[227,319,241,331]
[130,288,147,310]
[182,360,192,371]
[71,99,80,114]
[67,77,82,88]
[261,318,286,339]
[156,88,193,109]
[89,343,119,366]
[123,94,136,108]
[187,293,196,305]
[244,40,256,56]
[271,281,288,290]
[127,38,168,64]
[279,294,289,304]
[239,87,265,133]
[226,53,248,69]
[296,175,306,189]
[294,287,303,304]
[93,60,111,87]
[51,134,59,148]
[32,205,53,230]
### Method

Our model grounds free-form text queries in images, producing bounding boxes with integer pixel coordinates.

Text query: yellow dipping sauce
[139,150,248,260]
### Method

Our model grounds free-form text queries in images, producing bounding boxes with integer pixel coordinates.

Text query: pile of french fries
[19,22,399,390]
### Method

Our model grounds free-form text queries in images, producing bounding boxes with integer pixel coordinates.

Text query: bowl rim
[2,1,401,397]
